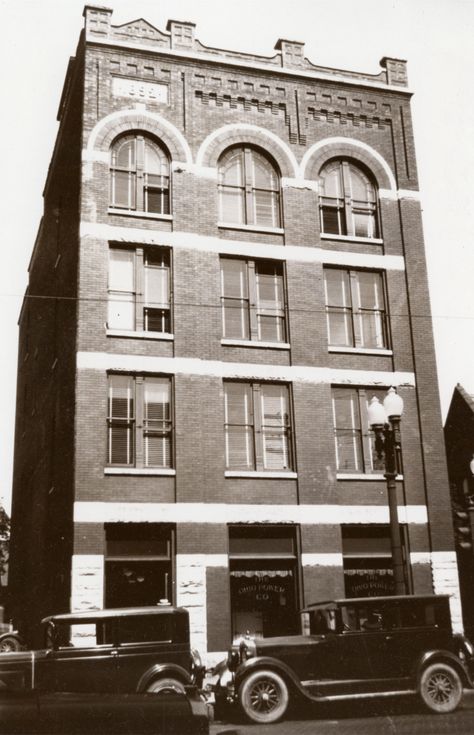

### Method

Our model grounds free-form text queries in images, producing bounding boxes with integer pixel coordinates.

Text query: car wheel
[0,636,22,653]
[419,662,463,714]
[146,677,186,695]
[239,669,289,724]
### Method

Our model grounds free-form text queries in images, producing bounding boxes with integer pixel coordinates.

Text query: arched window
[319,160,378,238]
[218,146,281,228]
[110,134,170,214]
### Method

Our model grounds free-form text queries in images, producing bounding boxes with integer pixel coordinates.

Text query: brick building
[9,5,460,661]
[445,384,474,635]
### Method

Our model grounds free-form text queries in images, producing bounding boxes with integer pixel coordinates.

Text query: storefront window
[229,525,300,641]
[105,524,174,608]
[342,525,410,597]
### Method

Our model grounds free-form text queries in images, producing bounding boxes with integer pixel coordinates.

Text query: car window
[118,615,175,645]
[53,621,114,648]
[309,608,337,634]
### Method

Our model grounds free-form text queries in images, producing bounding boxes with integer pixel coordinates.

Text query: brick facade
[9,6,460,657]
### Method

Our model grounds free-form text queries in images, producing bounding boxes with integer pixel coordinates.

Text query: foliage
[0,506,10,583]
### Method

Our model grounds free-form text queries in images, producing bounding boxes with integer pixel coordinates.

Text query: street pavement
[211,690,474,734]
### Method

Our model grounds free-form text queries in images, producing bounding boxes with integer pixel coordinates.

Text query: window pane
[220,150,245,186]
[144,141,168,176]
[221,259,248,299]
[225,383,253,425]
[108,376,134,419]
[108,293,135,330]
[353,212,376,238]
[219,188,245,223]
[109,250,135,292]
[324,269,350,308]
[335,430,363,472]
[144,379,170,422]
[348,164,375,203]
[144,308,171,333]
[222,300,250,339]
[251,151,279,190]
[261,385,289,428]
[112,171,136,209]
[327,309,352,346]
[262,431,290,470]
[320,163,343,198]
[253,190,280,227]
[225,426,255,469]
[321,204,344,235]
[145,259,169,308]
[145,434,172,467]
[113,138,135,169]
[109,424,134,465]
[256,263,284,307]
[257,314,285,342]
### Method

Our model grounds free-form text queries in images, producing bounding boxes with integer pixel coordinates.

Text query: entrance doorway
[229,525,300,641]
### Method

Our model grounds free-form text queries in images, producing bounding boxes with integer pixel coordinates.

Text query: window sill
[221,339,290,350]
[321,233,383,245]
[329,346,392,356]
[108,208,173,222]
[106,329,174,341]
[225,471,297,479]
[218,222,284,235]
[337,473,404,481]
[104,468,176,476]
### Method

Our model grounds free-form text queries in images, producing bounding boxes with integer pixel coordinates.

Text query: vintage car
[0,604,212,733]
[0,627,23,653]
[214,594,474,724]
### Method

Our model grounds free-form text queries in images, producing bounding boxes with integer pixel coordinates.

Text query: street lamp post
[367,387,406,595]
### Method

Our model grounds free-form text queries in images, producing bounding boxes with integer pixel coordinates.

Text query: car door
[115,614,190,692]
[39,620,119,694]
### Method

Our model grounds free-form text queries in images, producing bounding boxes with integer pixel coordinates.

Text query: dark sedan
[215,594,474,724]
[0,604,212,733]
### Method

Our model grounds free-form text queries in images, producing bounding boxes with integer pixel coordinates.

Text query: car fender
[137,663,193,692]
[414,650,470,687]
[234,656,309,699]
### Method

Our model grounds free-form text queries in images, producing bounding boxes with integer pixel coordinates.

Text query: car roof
[302,594,450,611]
[41,605,187,625]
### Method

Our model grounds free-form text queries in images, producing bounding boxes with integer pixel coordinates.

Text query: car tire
[419,662,463,714]
[239,669,289,724]
[0,636,22,653]
[146,677,186,695]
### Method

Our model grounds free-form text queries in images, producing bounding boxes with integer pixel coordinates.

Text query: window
[110,134,170,214]
[220,258,287,343]
[108,247,171,333]
[218,146,281,228]
[107,375,173,468]
[342,525,410,597]
[224,382,293,471]
[319,160,378,238]
[332,387,387,473]
[105,524,174,608]
[324,268,388,349]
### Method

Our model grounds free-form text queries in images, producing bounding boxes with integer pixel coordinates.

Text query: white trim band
[77,352,415,388]
[73,502,428,525]
[80,221,406,272]
[302,553,344,566]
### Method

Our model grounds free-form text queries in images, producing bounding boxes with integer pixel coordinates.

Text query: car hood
[0,649,49,665]
[253,634,315,651]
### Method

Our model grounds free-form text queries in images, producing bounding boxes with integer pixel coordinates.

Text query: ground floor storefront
[70,517,462,665]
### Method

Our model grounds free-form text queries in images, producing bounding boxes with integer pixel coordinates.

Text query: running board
[308,689,415,703]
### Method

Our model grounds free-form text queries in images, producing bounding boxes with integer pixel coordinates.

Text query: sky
[0,0,473,513]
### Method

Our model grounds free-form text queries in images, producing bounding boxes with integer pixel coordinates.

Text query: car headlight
[191,648,203,669]
[239,637,256,663]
